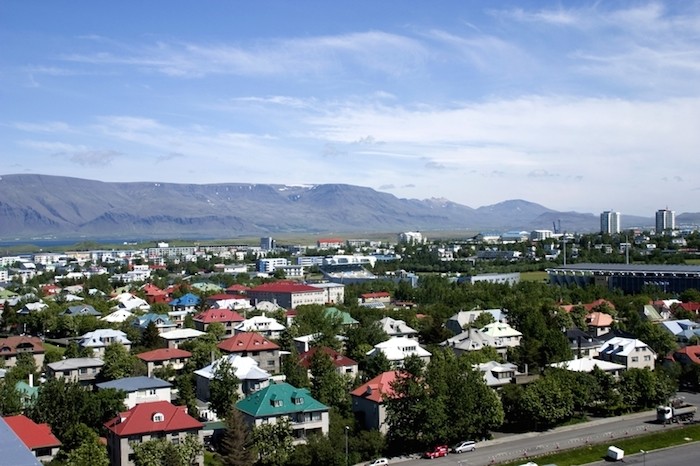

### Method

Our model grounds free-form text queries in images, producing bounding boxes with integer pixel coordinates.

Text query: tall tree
[0,379,22,415]
[140,321,161,350]
[309,349,350,414]
[209,357,241,420]
[252,417,294,466]
[217,408,255,466]
[384,355,428,454]
[66,436,110,466]
[100,342,145,381]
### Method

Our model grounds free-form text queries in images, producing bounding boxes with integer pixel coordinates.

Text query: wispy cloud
[64,150,121,166]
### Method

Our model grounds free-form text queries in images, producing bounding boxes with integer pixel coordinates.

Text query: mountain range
[0,174,689,240]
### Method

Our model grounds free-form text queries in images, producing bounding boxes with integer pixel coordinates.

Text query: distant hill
[0,174,660,240]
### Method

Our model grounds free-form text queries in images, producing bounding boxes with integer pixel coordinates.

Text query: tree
[140,321,161,350]
[207,322,226,340]
[292,305,343,349]
[384,355,428,454]
[132,435,202,466]
[100,342,145,381]
[519,375,574,430]
[0,379,22,416]
[252,417,294,466]
[209,357,241,420]
[309,349,350,414]
[217,408,255,466]
[65,436,110,466]
[281,347,309,389]
[363,351,392,380]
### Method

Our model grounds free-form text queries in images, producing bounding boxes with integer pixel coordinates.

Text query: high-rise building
[655,209,675,232]
[600,211,621,234]
[260,237,275,251]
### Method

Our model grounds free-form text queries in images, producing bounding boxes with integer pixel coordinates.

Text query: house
[597,336,656,370]
[566,327,604,359]
[0,416,42,466]
[217,333,281,374]
[640,304,664,323]
[672,301,700,316]
[78,329,131,358]
[111,293,151,312]
[194,355,271,409]
[141,283,169,304]
[0,336,45,369]
[16,301,48,316]
[359,292,391,305]
[236,382,329,444]
[61,304,101,317]
[378,316,418,339]
[100,308,134,324]
[15,380,38,410]
[445,308,508,335]
[2,415,61,463]
[476,361,533,388]
[659,319,700,344]
[323,307,358,329]
[203,293,250,311]
[351,371,400,434]
[96,376,173,409]
[366,337,432,368]
[193,308,245,337]
[298,346,358,378]
[550,356,626,378]
[585,312,613,337]
[159,328,206,349]
[104,400,204,466]
[133,313,177,334]
[46,357,104,384]
[169,293,201,313]
[234,314,286,339]
[137,348,192,378]
[247,281,327,309]
[309,282,345,305]
[665,345,700,367]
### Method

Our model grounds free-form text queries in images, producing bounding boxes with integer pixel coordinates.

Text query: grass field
[520,271,549,282]
[498,423,700,465]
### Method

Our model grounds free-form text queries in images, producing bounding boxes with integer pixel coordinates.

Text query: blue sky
[2,1,700,217]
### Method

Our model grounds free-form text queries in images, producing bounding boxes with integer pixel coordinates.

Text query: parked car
[452,440,476,453]
[366,458,389,466]
[424,445,449,459]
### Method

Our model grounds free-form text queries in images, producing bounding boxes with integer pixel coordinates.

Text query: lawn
[497,423,700,465]
[520,271,549,283]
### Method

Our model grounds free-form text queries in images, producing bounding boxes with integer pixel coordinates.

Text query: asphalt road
[371,391,700,466]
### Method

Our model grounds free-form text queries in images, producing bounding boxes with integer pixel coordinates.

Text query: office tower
[260,237,275,251]
[655,209,675,232]
[600,211,621,234]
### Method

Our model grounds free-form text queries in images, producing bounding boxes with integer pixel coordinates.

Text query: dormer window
[152,412,165,422]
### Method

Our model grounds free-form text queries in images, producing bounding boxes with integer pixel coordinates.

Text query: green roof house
[236,382,329,443]
[324,307,359,327]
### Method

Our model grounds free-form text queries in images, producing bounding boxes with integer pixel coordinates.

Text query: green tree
[217,408,255,466]
[292,305,343,349]
[281,347,310,389]
[309,349,350,414]
[140,321,161,350]
[384,355,428,454]
[207,322,226,340]
[252,417,294,466]
[65,436,110,466]
[100,342,145,381]
[209,357,241,420]
[0,379,22,415]
[519,375,574,430]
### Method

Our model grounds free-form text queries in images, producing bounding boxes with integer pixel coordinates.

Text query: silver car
[452,440,476,453]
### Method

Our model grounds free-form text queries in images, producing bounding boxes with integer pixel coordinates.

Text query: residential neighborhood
[0,228,700,465]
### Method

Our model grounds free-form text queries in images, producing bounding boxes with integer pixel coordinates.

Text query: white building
[600,211,622,235]
[656,209,676,232]
[366,337,431,367]
[398,231,425,244]
[235,314,286,339]
[257,257,289,273]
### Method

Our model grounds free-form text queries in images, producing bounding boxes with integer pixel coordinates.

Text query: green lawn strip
[496,424,700,466]
[520,271,549,282]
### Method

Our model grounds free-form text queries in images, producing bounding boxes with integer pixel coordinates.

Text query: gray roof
[0,419,42,466]
[47,357,104,371]
[96,376,172,392]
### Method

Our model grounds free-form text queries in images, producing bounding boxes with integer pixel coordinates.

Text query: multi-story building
[236,382,329,444]
[137,348,191,378]
[0,336,45,369]
[597,336,656,370]
[248,281,327,309]
[46,357,104,384]
[257,258,289,273]
[218,333,281,374]
[104,401,204,466]
[96,376,173,409]
[656,208,676,233]
[3,415,61,463]
[600,211,621,234]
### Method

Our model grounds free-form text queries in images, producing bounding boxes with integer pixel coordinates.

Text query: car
[366,458,389,466]
[424,444,449,459]
[452,440,476,453]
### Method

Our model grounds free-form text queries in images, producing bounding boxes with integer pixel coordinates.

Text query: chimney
[28,373,34,387]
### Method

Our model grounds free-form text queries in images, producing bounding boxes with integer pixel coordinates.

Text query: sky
[2,1,700,217]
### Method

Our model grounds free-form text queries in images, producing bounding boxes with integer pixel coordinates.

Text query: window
[631,357,639,363]
[644,355,652,361]
[148,389,157,395]
[152,412,165,422]
[267,360,275,367]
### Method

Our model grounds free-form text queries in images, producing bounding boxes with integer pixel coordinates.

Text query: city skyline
[2,1,700,216]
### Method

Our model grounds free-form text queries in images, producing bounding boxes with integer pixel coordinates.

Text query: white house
[96,376,172,409]
[235,314,286,339]
[78,329,131,358]
[366,337,431,367]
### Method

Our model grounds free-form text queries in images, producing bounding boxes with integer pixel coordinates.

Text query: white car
[452,440,476,453]
[366,458,389,466]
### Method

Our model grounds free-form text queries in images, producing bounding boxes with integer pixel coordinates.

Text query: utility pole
[345,425,349,466]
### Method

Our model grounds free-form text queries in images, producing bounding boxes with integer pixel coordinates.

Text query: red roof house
[104,401,204,466]
[137,348,192,377]
[0,335,45,369]
[193,308,245,337]
[350,371,401,433]
[141,283,169,304]
[3,415,61,462]
[298,346,358,378]
[217,333,280,373]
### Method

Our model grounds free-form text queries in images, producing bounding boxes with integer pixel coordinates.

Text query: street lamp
[640,449,647,466]
[345,425,350,466]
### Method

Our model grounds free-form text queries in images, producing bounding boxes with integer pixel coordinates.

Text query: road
[376,391,700,466]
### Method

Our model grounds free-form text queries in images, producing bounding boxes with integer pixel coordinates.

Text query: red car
[424,445,449,459]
